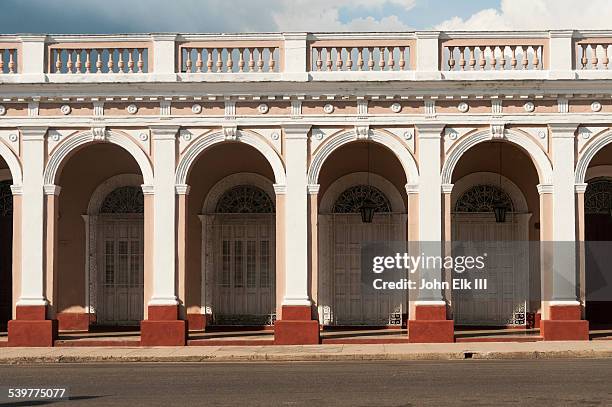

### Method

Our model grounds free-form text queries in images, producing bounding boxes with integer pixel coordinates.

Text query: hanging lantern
[360,199,376,223]
[493,202,507,223]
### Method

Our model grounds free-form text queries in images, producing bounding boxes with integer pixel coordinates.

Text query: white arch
[319,172,406,214]
[451,172,529,213]
[87,173,144,215]
[308,129,419,185]
[43,130,153,186]
[202,172,275,214]
[0,141,22,185]
[441,129,553,185]
[576,130,612,184]
[175,130,286,186]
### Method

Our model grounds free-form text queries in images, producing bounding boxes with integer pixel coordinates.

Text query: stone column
[274,124,319,345]
[408,124,453,343]
[9,126,57,347]
[541,123,588,340]
[575,183,588,318]
[140,125,187,346]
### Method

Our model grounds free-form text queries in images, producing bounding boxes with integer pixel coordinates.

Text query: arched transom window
[585,178,612,215]
[215,185,275,214]
[455,184,514,213]
[332,185,392,214]
[0,181,12,216]
[100,186,144,214]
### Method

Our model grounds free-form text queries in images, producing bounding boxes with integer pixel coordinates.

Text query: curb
[2,349,612,364]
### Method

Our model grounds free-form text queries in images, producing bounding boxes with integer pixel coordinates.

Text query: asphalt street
[0,359,611,406]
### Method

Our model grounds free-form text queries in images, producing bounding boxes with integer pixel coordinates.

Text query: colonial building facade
[0,30,611,346]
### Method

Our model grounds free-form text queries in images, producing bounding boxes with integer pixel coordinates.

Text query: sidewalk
[2,341,612,364]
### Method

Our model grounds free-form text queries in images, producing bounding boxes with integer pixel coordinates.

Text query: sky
[0,0,610,33]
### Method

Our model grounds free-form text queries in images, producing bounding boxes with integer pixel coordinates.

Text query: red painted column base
[274,305,320,345]
[187,313,206,331]
[57,312,91,331]
[408,305,454,343]
[8,306,58,347]
[541,305,589,341]
[140,305,187,346]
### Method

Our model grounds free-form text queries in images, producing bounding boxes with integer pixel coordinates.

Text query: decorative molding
[492,99,503,117]
[576,129,612,183]
[557,98,569,113]
[575,183,588,193]
[357,99,368,118]
[406,183,419,194]
[390,102,402,113]
[160,100,171,116]
[0,105,5,116]
[43,184,61,196]
[224,100,236,120]
[10,185,23,195]
[93,101,104,117]
[222,124,238,141]
[424,100,436,118]
[175,184,191,195]
[591,101,602,112]
[290,100,302,118]
[274,183,287,194]
[323,103,334,114]
[537,183,553,195]
[457,102,469,113]
[191,104,202,114]
[60,104,71,115]
[91,125,108,141]
[27,102,38,117]
[307,184,320,194]
[258,103,269,114]
[490,123,505,139]
[126,104,138,114]
[441,183,454,194]
[524,101,535,113]
[354,124,370,140]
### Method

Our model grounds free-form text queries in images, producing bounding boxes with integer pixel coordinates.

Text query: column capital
[537,183,554,195]
[149,125,180,140]
[307,184,320,195]
[415,123,445,138]
[549,123,579,137]
[283,123,312,138]
[274,184,287,194]
[405,183,419,194]
[175,184,190,195]
[441,183,454,194]
[19,126,48,140]
[141,184,155,195]
[43,184,61,196]
[10,184,23,195]
[575,183,588,193]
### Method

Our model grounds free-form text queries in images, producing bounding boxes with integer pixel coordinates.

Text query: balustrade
[48,45,149,74]
[179,44,280,73]
[0,47,17,74]
[443,42,546,71]
[309,42,412,72]
[576,40,611,70]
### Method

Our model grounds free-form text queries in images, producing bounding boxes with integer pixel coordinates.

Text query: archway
[0,168,13,332]
[182,142,280,330]
[317,141,409,327]
[53,142,147,331]
[449,142,539,329]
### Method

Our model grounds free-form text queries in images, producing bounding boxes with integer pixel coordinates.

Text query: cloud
[435,0,612,30]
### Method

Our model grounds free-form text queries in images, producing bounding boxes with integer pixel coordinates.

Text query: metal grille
[585,178,612,214]
[0,181,13,216]
[455,184,514,213]
[215,185,274,213]
[332,185,392,214]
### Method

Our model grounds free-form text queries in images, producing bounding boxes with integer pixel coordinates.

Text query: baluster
[388,47,395,70]
[357,47,364,71]
[226,48,233,72]
[216,48,224,73]
[185,48,192,73]
[66,50,73,73]
[196,49,203,73]
[208,49,214,72]
[55,49,62,73]
[399,46,406,71]
[315,48,322,71]
[368,47,375,71]
[532,46,540,69]
[85,50,92,73]
[257,48,264,72]
[468,47,476,70]
[117,49,125,73]
[511,46,517,70]
[478,46,485,70]
[238,48,244,72]
[521,46,529,70]
[137,49,144,73]
[490,46,497,70]
[249,48,255,72]
[75,49,82,73]
[128,49,134,73]
[325,48,332,71]
[603,45,609,69]
[447,46,455,71]
[379,47,386,70]
[459,47,466,71]
[499,46,506,69]
[107,49,114,73]
[268,47,275,72]
[346,48,353,70]
[96,50,103,73]
[580,44,588,69]
[0,50,4,73]
[590,44,599,69]
[8,49,14,74]
[335,47,343,71]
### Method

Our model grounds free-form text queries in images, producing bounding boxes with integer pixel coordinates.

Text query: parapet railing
[0,31,609,81]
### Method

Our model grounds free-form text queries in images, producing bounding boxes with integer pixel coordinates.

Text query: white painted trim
[43,129,153,185]
[0,141,22,185]
[442,128,553,185]
[319,172,406,214]
[308,128,418,185]
[451,172,529,213]
[175,129,285,185]
[576,130,612,184]
[202,172,275,214]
